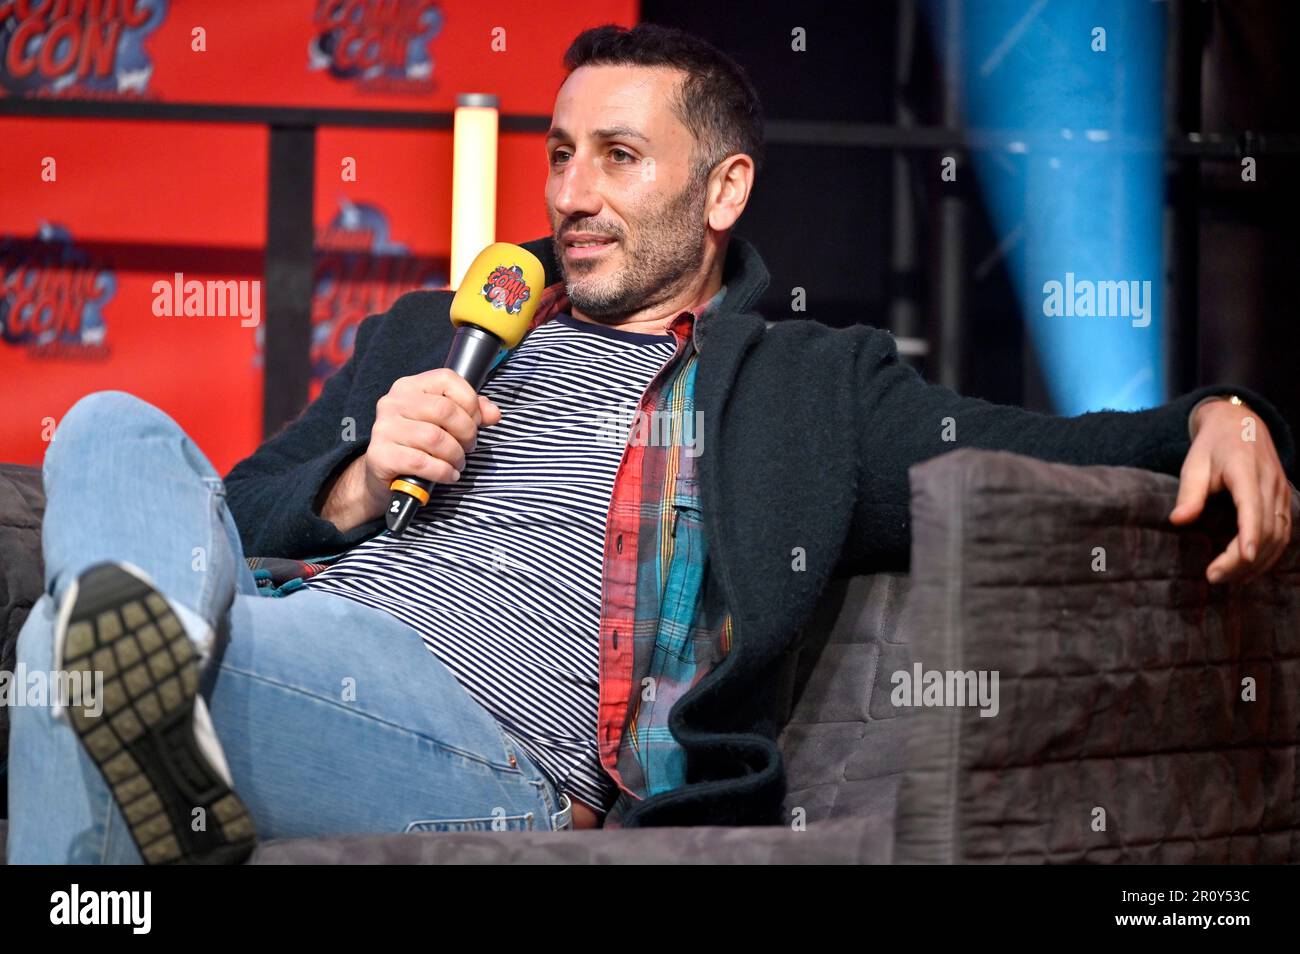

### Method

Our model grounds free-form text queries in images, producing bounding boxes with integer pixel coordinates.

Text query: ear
[519,234,562,287]
[707,154,755,232]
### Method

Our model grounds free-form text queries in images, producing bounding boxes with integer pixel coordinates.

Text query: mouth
[562,234,619,260]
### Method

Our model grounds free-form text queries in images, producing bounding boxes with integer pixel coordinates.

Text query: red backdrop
[0,0,636,474]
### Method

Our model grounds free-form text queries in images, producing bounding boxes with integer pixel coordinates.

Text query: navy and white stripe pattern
[303,315,678,814]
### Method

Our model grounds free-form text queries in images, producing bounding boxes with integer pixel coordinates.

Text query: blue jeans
[6,391,571,864]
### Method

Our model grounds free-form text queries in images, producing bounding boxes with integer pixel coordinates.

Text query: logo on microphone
[481,264,532,315]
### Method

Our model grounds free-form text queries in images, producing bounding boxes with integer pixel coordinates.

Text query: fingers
[367,428,462,486]
[1205,457,1262,583]
[1206,532,1242,584]
[390,371,502,447]
[479,395,502,426]
[1253,480,1294,578]
[1202,479,1293,585]
[400,394,481,451]
[1172,401,1291,585]
[1242,473,1293,581]
[1170,448,1212,524]
[1278,484,1295,554]
[371,371,501,491]
[401,369,484,423]
[384,416,468,475]
[390,443,462,486]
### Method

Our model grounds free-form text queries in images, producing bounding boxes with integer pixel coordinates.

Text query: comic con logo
[481,265,531,316]
[308,0,441,92]
[303,199,442,382]
[0,0,167,97]
[1,223,114,358]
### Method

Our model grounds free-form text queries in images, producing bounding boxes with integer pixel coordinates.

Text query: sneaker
[53,560,257,865]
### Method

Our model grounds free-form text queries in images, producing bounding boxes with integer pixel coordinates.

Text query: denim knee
[46,390,195,478]
[55,390,172,445]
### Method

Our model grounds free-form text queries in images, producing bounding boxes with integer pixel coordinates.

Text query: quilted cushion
[778,573,915,840]
[894,448,1300,863]
[246,814,892,863]
[0,463,46,818]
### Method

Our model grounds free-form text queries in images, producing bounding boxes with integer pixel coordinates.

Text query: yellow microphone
[386,242,545,535]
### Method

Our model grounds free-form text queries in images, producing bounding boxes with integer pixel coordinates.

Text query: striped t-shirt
[303,314,678,814]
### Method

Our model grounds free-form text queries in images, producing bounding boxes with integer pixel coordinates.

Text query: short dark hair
[561,23,765,185]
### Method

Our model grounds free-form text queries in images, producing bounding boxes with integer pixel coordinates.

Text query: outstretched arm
[846,330,1295,581]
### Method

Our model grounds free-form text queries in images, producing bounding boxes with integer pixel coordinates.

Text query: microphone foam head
[451,242,546,348]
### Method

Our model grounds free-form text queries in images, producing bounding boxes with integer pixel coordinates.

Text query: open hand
[1169,398,1293,584]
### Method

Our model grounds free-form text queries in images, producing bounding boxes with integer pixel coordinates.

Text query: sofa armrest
[894,448,1300,863]
[0,463,47,817]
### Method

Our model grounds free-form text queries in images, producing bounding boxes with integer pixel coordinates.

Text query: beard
[551,173,709,323]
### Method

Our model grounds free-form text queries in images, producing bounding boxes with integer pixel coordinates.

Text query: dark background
[642,0,1300,455]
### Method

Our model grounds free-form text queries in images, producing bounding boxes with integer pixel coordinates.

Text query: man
[7,23,1294,864]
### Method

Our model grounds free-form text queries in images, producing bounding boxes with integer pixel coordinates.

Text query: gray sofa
[2,448,1297,863]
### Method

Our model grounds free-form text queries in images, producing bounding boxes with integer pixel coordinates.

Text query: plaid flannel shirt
[525,280,734,827]
[247,279,734,827]
[582,287,734,828]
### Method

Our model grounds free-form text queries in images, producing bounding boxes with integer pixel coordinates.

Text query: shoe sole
[57,562,256,864]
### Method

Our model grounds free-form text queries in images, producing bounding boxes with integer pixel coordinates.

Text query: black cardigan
[223,233,1296,828]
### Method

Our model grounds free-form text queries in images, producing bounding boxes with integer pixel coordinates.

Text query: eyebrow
[545,125,650,145]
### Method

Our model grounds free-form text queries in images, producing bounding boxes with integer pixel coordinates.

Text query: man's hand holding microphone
[318,371,502,534]
[317,242,544,535]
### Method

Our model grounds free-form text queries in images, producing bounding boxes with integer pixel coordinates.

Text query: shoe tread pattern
[61,563,256,865]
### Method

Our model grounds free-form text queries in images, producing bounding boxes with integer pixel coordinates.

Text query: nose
[552,153,600,221]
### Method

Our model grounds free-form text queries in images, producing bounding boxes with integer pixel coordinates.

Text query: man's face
[545,64,711,321]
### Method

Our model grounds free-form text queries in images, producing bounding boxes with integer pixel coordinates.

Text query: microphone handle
[385,325,503,535]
